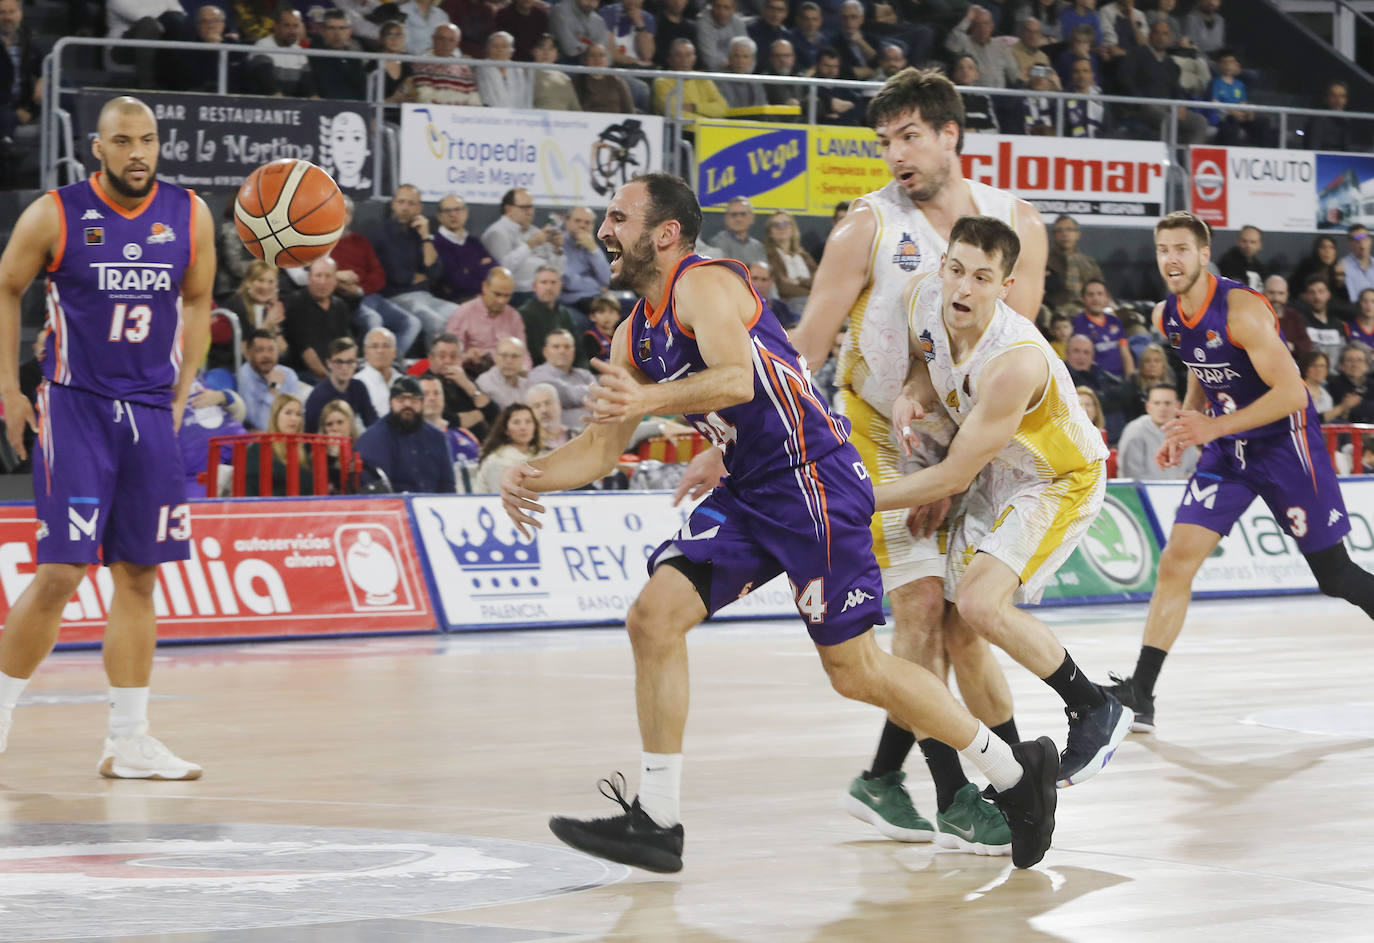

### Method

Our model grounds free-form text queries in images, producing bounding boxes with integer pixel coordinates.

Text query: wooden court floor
[0,594,1371,942]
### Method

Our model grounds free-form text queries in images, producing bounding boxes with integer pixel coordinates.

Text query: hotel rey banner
[74,90,377,194]
[400,104,664,206]
[695,121,1168,224]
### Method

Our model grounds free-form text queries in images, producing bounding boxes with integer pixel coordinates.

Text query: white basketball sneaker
[99,727,202,780]
[0,707,11,754]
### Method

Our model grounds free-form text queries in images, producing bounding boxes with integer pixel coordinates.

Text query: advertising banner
[1142,478,1374,596]
[412,493,798,630]
[0,499,435,646]
[74,90,377,194]
[399,105,664,206]
[1037,483,1163,604]
[1188,145,1374,232]
[696,123,1168,223]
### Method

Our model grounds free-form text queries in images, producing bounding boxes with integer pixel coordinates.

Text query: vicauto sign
[0,500,435,644]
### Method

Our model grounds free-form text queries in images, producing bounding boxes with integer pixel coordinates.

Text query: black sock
[1135,646,1167,698]
[868,719,916,778]
[919,737,969,811]
[1043,652,1104,709]
[991,718,1020,745]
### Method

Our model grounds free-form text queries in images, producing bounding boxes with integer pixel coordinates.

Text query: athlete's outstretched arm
[790,203,877,369]
[1164,289,1308,452]
[173,195,217,433]
[0,194,60,460]
[500,320,645,533]
[1005,199,1047,321]
[874,346,1043,511]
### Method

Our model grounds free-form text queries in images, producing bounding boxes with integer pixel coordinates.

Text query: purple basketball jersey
[628,255,849,484]
[1162,274,1315,441]
[1346,319,1374,349]
[1072,310,1126,376]
[45,174,194,408]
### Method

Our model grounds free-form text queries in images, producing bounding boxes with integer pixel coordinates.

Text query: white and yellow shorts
[839,388,945,592]
[943,461,1105,605]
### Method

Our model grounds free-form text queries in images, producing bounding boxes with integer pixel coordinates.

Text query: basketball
[234,159,346,268]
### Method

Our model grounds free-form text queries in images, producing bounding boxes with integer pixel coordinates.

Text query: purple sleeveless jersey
[1346,320,1374,349]
[45,174,194,408]
[1162,274,1317,440]
[629,255,849,484]
[1072,310,1126,377]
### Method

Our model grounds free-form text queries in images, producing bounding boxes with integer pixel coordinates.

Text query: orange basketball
[234,159,346,268]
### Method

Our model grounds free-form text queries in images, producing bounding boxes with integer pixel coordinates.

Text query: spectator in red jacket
[332,195,423,356]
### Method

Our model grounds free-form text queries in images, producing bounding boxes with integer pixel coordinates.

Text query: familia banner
[75,90,377,194]
[695,121,1168,224]
[399,104,665,206]
[0,499,435,646]
[1190,145,1374,232]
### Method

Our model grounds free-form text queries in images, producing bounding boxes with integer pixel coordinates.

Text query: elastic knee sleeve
[1305,543,1374,617]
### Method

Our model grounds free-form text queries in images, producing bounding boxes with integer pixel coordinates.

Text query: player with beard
[499,173,1060,874]
[356,375,456,493]
[1106,212,1374,732]
[0,95,214,779]
[679,67,1049,852]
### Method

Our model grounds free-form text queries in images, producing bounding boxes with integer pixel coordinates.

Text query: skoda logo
[123,242,142,261]
[1194,159,1224,202]
[1082,494,1148,586]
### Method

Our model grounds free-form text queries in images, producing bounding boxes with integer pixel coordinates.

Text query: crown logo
[431,507,542,594]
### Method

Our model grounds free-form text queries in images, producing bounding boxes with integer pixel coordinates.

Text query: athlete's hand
[1155,438,1183,469]
[906,497,951,539]
[1164,409,1216,452]
[672,447,726,506]
[587,360,650,424]
[890,390,926,457]
[500,462,546,538]
[2,389,36,461]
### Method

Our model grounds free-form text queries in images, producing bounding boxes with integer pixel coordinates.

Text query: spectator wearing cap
[357,376,457,493]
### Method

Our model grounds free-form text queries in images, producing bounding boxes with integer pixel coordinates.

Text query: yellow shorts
[943,461,1106,605]
[839,389,944,592]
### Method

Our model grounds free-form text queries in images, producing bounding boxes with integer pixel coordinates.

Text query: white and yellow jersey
[908,275,1108,485]
[838,178,1017,419]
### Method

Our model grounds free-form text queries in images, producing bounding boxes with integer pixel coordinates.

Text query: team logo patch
[84,227,103,246]
[918,328,935,362]
[637,335,652,361]
[892,232,921,272]
[147,222,176,244]
[1169,332,1181,348]
[1205,329,1224,348]
[122,243,142,261]
[1194,347,1206,361]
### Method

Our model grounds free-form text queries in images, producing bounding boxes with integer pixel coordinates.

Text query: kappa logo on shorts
[1330,508,1344,526]
[840,588,874,612]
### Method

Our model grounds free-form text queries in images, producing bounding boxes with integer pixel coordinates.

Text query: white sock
[0,671,30,711]
[108,687,149,738]
[958,722,1023,794]
[636,752,683,828]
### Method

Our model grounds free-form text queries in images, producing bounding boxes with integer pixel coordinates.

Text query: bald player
[0,95,214,780]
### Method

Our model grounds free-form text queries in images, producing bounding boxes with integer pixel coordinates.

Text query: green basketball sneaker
[935,783,1012,856]
[842,770,936,842]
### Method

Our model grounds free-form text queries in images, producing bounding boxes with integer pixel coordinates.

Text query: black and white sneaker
[983,736,1058,869]
[1057,687,1132,788]
[548,773,684,873]
[1104,672,1156,733]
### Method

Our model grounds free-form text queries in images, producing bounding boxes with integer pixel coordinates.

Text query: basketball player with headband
[0,95,214,780]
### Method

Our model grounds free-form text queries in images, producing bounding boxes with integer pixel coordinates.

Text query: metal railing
[40,34,1374,210]
[1279,0,1374,62]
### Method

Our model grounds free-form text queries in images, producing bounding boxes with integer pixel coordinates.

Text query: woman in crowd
[245,394,316,497]
[319,400,362,493]
[473,403,545,493]
[222,260,288,357]
[1301,350,1336,421]
[1290,235,1342,301]
[1122,343,1179,420]
[763,211,817,312]
[380,21,415,102]
[1077,385,1106,437]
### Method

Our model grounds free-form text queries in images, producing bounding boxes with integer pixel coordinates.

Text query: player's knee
[824,657,881,705]
[111,564,159,598]
[1156,542,1203,587]
[952,584,1000,639]
[625,597,683,649]
[942,613,983,663]
[27,565,86,607]
[888,577,943,632]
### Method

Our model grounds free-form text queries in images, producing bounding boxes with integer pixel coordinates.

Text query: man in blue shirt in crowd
[356,376,456,493]
[304,337,379,433]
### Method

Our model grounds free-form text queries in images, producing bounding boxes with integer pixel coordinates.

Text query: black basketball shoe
[982,736,1058,869]
[548,773,684,873]
[1057,686,1132,788]
[1104,672,1156,733]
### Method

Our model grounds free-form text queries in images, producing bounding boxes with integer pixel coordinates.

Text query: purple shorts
[648,447,886,646]
[1174,420,1349,554]
[34,382,191,566]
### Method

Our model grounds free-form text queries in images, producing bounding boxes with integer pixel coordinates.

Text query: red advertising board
[1190,146,1228,227]
[0,499,436,644]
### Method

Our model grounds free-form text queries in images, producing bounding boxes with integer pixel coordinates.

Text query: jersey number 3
[109,303,152,343]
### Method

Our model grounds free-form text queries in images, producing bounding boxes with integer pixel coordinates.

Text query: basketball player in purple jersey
[0,96,214,778]
[500,174,1059,873]
[1106,212,1374,732]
